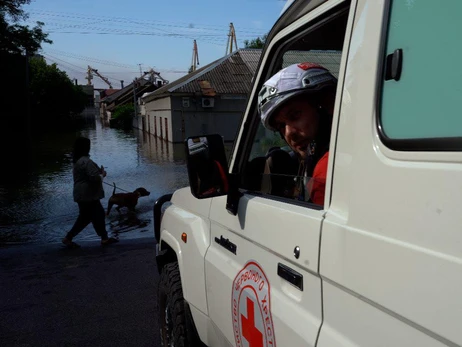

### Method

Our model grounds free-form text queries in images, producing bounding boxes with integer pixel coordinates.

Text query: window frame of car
[233,2,351,210]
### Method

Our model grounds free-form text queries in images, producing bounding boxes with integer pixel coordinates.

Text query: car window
[380,0,462,144]
[240,4,349,208]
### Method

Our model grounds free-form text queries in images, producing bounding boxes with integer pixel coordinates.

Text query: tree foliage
[1,0,30,21]
[0,0,89,133]
[111,104,134,130]
[29,57,88,127]
[0,0,52,55]
[0,20,52,55]
[244,33,268,49]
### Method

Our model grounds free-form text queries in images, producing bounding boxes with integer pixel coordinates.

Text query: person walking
[62,137,118,248]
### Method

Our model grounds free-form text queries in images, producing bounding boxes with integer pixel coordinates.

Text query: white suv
[154,0,462,346]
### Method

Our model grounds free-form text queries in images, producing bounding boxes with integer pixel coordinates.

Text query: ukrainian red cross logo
[232,261,276,347]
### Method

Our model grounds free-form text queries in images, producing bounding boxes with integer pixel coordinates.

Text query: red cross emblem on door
[232,261,276,347]
[241,297,263,347]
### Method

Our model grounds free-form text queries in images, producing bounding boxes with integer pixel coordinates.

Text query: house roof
[101,89,120,98]
[101,79,151,104]
[142,49,342,102]
[143,49,262,102]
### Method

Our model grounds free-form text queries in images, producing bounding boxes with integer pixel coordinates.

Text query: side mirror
[185,134,229,199]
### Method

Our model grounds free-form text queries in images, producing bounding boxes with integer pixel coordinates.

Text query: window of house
[379,0,462,150]
[239,2,350,208]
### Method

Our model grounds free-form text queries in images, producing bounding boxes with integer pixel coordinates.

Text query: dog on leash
[106,182,150,215]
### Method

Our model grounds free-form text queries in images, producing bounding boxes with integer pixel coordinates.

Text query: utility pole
[138,64,143,77]
[190,40,199,73]
[133,78,138,118]
[226,22,238,55]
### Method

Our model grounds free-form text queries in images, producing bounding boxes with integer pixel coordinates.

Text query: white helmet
[258,62,337,131]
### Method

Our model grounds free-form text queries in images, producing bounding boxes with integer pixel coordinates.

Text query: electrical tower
[226,22,238,55]
[190,40,199,73]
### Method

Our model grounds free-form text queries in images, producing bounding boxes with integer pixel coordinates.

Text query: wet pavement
[0,237,161,347]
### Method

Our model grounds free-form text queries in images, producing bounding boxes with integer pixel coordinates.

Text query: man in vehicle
[258,62,337,205]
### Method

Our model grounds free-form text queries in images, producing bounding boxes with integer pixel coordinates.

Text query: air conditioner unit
[202,97,215,108]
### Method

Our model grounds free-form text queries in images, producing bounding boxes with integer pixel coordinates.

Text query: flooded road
[0,118,190,245]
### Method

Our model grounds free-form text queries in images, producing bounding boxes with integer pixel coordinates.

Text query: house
[98,88,121,120]
[99,75,164,122]
[140,49,342,143]
[139,48,261,143]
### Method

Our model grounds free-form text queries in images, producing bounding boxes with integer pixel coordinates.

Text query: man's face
[271,98,319,158]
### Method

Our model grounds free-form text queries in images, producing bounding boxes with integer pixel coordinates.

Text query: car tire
[158,262,203,347]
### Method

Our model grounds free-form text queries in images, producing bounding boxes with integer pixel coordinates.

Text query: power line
[26,19,265,50]
[41,22,264,37]
[45,48,135,69]
[42,55,90,84]
[24,10,268,48]
[42,52,188,86]
[101,70,187,74]
[43,49,188,74]
[43,55,86,76]
[43,27,259,39]
[43,30,229,46]
[27,10,268,81]
[27,10,268,35]
[42,54,132,84]
[43,53,87,71]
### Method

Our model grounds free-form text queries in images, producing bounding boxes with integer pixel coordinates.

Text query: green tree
[0,0,52,55]
[29,56,88,129]
[244,33,268,49]
[1,0,29,21]
[110,104,135,130]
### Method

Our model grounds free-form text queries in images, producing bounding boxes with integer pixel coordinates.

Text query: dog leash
[100,166,131,193]
[103,180,131,193]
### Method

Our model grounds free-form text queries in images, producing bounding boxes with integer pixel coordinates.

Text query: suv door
[204,1,353,345]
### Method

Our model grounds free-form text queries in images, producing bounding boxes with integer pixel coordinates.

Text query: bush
[110,104,134,129]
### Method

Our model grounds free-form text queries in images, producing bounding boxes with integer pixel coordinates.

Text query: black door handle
[277,263,303,291]
[214,235,237,255]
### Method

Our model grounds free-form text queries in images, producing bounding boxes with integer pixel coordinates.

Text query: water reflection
[0,119,190,245]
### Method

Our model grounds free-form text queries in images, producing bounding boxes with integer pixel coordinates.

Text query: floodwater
[0,118,190,245]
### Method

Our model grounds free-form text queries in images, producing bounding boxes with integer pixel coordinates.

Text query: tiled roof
[102,79,151,103]
[101,89,120,98]
[143,49,262,101]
